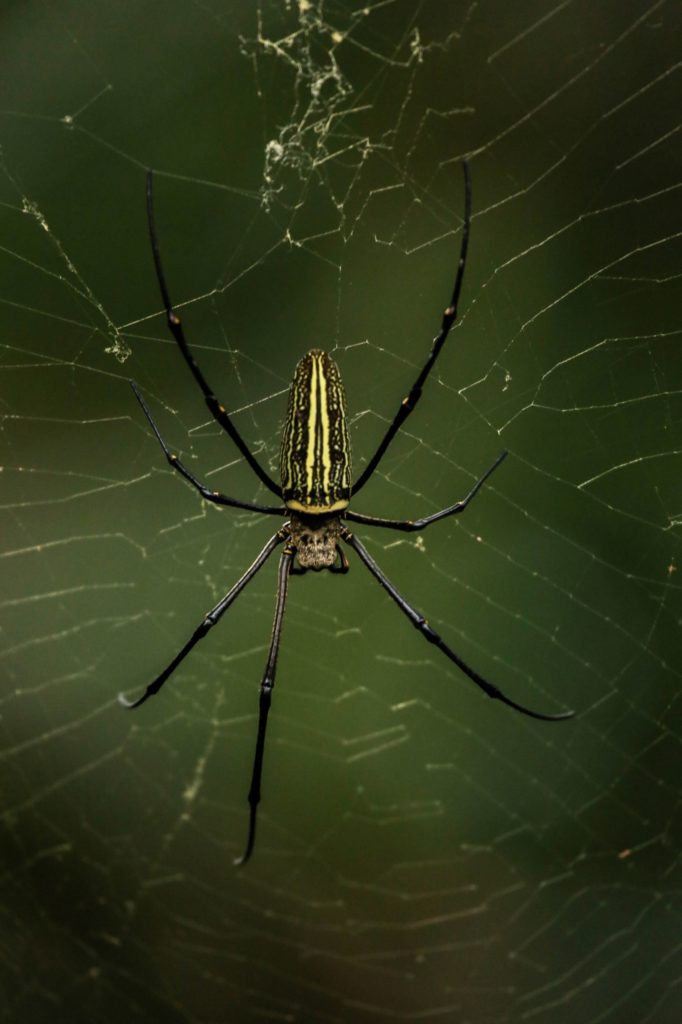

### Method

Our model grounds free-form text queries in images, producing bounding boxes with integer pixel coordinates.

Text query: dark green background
[1,2,680,1021]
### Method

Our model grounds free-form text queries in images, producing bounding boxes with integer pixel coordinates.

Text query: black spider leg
[130,380,285,516]
[352,160,472,496]
[146,170,281,497]
[235,545,295,866]
[341,528,574,721]
[345,449,507,532]
[119,530,286,709]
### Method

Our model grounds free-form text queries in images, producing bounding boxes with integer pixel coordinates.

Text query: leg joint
[419,618,438,643]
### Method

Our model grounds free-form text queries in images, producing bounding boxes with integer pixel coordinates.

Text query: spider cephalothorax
[120,163,574,866]
[288,515,343,571]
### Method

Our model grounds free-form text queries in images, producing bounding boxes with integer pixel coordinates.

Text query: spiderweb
[1,1,680,1021]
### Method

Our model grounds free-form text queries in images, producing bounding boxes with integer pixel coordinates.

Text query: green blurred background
[1,1,680,1021]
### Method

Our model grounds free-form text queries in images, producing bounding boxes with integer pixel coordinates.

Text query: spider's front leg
[145,169,281,497]
[352,160,472,496]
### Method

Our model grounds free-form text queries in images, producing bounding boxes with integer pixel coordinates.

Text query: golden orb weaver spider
[120,163,574,865]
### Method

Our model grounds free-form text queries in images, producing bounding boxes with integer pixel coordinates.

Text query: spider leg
[345,450,506,532]
[146,170,281,497]
[119,530,285,709]
[329,546,350,573]
[235,546,295,865]
[131,380,286,516]
[352,160,472,496]
[341,528,574,721]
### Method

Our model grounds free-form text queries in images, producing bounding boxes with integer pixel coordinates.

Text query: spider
[120,162,574,865]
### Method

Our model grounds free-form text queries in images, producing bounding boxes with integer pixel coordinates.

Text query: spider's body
[279,348,350,570]
[121,163,574,866]
[281,348,351,516]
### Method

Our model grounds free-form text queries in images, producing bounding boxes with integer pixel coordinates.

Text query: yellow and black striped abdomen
[280,350,351,513]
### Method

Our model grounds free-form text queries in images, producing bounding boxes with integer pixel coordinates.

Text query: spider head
[290,515,342,571]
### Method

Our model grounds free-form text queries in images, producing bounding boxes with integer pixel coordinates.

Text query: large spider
[120,163,574,864]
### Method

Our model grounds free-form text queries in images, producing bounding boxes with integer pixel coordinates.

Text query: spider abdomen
[280,349,351,513]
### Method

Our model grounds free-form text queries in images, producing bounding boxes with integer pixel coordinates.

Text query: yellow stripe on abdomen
[280,349,351,512]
